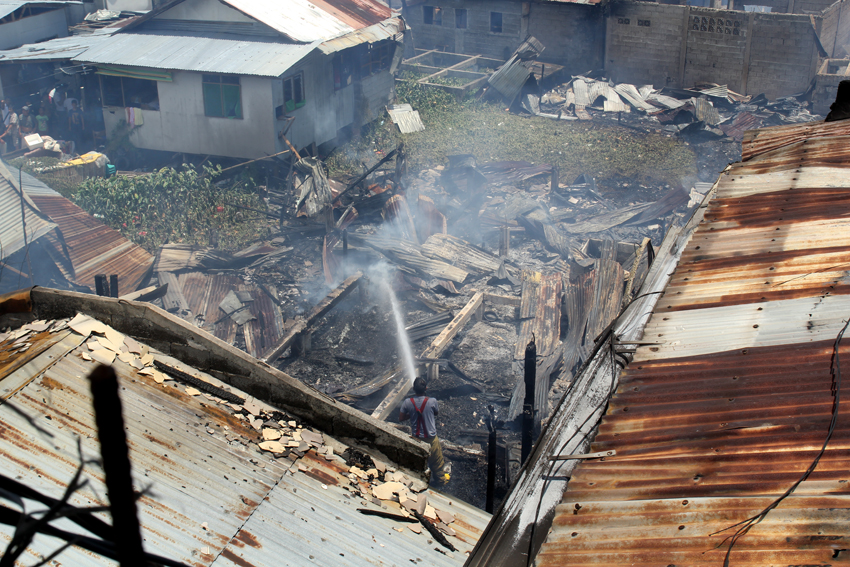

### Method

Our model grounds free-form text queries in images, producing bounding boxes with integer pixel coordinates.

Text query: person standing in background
[68,100,85,152]
[18,106,35,148]
[35,106,50,137]
[0,105,19,154]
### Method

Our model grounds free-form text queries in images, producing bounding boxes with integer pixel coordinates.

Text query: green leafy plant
[73,165,271,252]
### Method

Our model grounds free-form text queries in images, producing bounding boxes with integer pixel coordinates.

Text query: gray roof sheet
[73,31,320,76]
[0,160,56,258]
[0,29,115,62]
[0,0,80,20]
[0,314,490,567]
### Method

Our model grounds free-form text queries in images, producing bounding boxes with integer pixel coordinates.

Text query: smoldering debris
[535,75,821,141]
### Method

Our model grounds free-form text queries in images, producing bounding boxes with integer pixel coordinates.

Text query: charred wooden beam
[118,283,169,303]
[262,272,363,363]
[521,338,536,466]
[421,291,485,381]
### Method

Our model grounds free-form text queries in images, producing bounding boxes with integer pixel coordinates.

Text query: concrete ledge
[27,287,430,472]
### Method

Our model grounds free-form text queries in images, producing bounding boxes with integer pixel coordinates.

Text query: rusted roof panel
[535,120,850,565]
[0,316,489,567]
[719,111,763,142]
[741,118,850,161]
[28,193,153,292]
[221,0,390,43]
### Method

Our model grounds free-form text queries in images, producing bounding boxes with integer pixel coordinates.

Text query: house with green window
[72,0,404,159]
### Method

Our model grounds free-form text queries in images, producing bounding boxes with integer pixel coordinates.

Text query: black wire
[710,316,849,565]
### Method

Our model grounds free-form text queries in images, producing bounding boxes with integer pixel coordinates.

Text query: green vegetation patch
[329,80,696,188]
[73,166,271,252]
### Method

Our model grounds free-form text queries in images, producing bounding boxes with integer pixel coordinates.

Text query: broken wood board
[350,234,468,283]
[560,203,653,234]
[421,234,504,276]
[262,272,362,362]
[514,272,562,360]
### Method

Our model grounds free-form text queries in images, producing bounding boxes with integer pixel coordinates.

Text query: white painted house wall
[102,71,277,159]
[0,9,69,50]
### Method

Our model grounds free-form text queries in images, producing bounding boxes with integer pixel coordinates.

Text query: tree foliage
[73,166,270,252]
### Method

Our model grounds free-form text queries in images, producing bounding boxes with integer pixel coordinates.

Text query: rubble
[536,76,821,142]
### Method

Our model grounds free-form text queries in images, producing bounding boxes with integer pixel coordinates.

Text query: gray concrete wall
[0,9,69,50]
[821,0,850,57]
[684,9,749,93]
[107,0,153,12]
[527,3,604,73]
[406,0,526,60]
[103,71,277,159]
[747,12,820,97]
[605,2,687,88]
[605,1,820,98]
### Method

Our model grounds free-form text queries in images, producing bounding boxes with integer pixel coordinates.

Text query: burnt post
[499,226,510,257]
[486,404,497,513]
[550,165,559,194]
[109,275,119,298]
[94,274,109,297]
[521,337,536,466]
[342,228,349,278]
[88,365,145,567]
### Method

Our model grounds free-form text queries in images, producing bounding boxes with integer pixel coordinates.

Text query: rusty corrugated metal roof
[0,313,489,567]
[534,119,850,565]
[0,160,57,258]
[28,192,154,293]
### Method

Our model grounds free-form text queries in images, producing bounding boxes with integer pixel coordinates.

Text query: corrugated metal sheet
[0,160,56,258]
[0,317,489,567]
[719,110,764,141]
[73,31,321,77]
[742,119,850,161]
[488,55,531,104]
[0,0,79,20]
[692,96,721,125]
[387,103,425,134]
[222,0,390,43]
[0,27,114,62]
[20,177,154,292]
[535,118,850,566]
[318,18,403,54]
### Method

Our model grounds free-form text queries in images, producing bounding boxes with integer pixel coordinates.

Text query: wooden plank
[421,291,485,360]
[370,371,411,421]
[262,272,362,363]
[119,284,168,303]
[157,272,189,314]
[514,272,562,359]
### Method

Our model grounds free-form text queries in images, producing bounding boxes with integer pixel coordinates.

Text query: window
[203,74,242,118]
[455,8,467,29]
[423,5,441,25]
[333,51,355,90]
[360,42,393,77]
[283,72,304,111]
[490,11,503,33]
[100,75,160,109]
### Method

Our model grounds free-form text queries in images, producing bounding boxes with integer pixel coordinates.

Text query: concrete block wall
[606,1,820,98]
[794,0,837,13]
[528,3,604,74]
[821,0,842,54]
[747,13,819,97]
[406,0,525,60]
[822,0,850,56]
[684,9,749,92]
[605,2,687,87]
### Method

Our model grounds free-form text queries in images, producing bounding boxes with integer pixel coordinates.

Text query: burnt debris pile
[535,76,820,142]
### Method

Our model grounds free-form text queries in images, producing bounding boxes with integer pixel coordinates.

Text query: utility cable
[710,316,849,565]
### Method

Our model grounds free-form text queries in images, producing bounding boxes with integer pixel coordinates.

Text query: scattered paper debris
[185,387,201,396]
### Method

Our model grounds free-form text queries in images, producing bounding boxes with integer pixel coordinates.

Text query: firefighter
[399,378,450,485]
